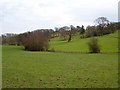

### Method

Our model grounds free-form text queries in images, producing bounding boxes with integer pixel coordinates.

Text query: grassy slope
[2,31,119,88]
[49,31,118,52]
[2,45,118,88]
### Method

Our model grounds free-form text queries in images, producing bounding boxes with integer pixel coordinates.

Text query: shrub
[22,31,48,51]
[51,48,55,52]
[87,38,100,53]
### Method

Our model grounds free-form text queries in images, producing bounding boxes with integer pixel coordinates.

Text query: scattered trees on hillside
[70,25,77,36]
[33,29,54,39]
[76,26,81,32]
[80,25,85,38]
[54,27,60,37]
[2,33,17,45]
[85,26,100,37]
[1,16,119,52]
[2,29,54,45]
[85,17,119,38]
[55,25,80,42]
[59,26,70,40]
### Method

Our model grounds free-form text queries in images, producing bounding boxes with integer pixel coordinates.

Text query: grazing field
[50,31,118,52]
[2,45,118,88]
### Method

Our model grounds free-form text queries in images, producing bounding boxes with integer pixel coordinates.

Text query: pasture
[2,31,119,88]
[50,31,118,52]
[2,45,118,88]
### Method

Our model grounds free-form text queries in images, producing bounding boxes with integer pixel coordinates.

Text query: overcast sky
[0,0,119,34]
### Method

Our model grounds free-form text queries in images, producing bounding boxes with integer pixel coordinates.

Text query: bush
[51,48,55,52]
[87,38,100,53]
[22,31,48,51]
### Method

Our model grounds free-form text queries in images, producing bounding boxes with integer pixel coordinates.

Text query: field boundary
[47,50,119,54]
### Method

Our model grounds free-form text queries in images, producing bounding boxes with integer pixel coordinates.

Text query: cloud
[0,0,119,34]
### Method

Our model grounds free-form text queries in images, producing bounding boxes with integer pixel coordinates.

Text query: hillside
[49,31,119,53]
[2,30,119,88]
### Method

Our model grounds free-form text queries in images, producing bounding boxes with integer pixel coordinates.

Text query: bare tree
[70,25,77,36]
[22,31,48,51]
[54,27,60,37]
[2,33,17,45]
[59,26,69,40]
[95,17,109,35]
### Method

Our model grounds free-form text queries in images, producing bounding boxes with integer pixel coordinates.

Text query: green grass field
[2,31,119,88]
[50,31,118,52]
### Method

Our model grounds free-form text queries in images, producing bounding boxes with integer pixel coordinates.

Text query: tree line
[1,17,120,52]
